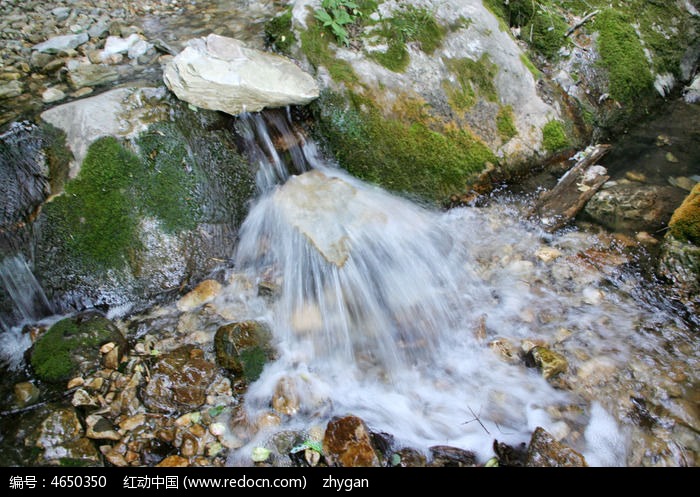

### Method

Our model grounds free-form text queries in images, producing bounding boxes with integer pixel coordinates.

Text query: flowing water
[0,109,697,466]
[215,112,699,466]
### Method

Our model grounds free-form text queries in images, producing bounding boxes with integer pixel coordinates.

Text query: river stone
[41,86,168,177]
[585,183,684,235]
[42,87,66,103]
[428,445,477,467]
[526,346,568,380]
[157,455,190,467]
[526,427,587,467]
[272,170,364,266]
[35,406,101,466]
[13,382,40,407]
[214,320,274,382]
[142,345,216,415]
[33,33,89,54]
[177,279,222,312]
[100,33,142,59]
[323,415,380,467]
[392,448,427,467]
[271,376,300,416]
[163,34,319,115]
[85,414,121,441]
[66,63,120,90]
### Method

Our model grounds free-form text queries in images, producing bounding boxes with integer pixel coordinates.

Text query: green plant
[496,105,518,142]
[314,0,361,46]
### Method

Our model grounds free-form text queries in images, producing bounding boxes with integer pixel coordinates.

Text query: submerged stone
[428,445,477,467]
[163,34,319,115]
[214,321,274,382]
[142,345,216,415]
[526,346,568,380]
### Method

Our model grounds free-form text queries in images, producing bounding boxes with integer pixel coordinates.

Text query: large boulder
[163,34,319,115]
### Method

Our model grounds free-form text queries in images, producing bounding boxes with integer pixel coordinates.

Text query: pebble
[41,88,66,104]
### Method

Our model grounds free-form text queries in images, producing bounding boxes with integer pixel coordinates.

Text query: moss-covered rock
[669,183,700,246]
[594,10,654,107]
[215,321,275,382]
[313,89,496,202]
[30,313,126,383]
[265,7,296,55]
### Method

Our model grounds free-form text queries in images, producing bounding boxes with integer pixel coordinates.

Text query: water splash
[216,110,698,466]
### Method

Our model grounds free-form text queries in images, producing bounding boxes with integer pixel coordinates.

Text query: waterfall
[0,254,52,326]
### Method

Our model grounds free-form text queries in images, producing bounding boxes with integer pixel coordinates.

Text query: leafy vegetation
[314,0,362,46]
[264,7,296,54]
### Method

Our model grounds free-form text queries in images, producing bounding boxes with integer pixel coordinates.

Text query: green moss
[496,105,518,142]
[44,137,141,270]
[520,53,542,80]
[136,122,201,232]
[443,55,499,112]
[300,17,358,84]
[30,317,115,382]
[368,5,445,73]
[314,90,496,201]
[669,184,700,246]
[542,119,570,152]
[594,10,653,106]
[265,7,296,54]
[239,346,267,382]
[369,40,410,73]
[523,9,569,60]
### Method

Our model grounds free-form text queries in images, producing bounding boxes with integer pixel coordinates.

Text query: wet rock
[214,320,274,382]
[35,406,101,466]
[163,34,319,115]
[13,382,40,407]
[585,183,685,235]
[625,171,647,183]
[271,377,300,417]
[119,413,146,432]
[85,414,120,441]
[669,176,698,192]
[40,86,167,176]
[157,455,189,467]
[526,346,568,380]
[142,345,216,415]
[493,440,528,467]
[391,448,426,467]
[428,445,477,467]
[29,313,127,383]
[33,33,89,54]
[100,445,128,467]
[535,246,562,263]
[526,427,587,467]
[665,152,679,163]
[177,279,222,312]
[66,63,119,90]
[323,415,380,467]
[683,74,700,104]
[489,338,519,363]
[71,388,99,408]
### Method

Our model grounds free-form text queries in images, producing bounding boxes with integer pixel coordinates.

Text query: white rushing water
[216,111,700,466]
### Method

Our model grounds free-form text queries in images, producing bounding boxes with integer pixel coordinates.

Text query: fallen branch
[565,10,600,37]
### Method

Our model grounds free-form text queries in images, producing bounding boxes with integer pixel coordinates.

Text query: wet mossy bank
[32,96,255,314]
